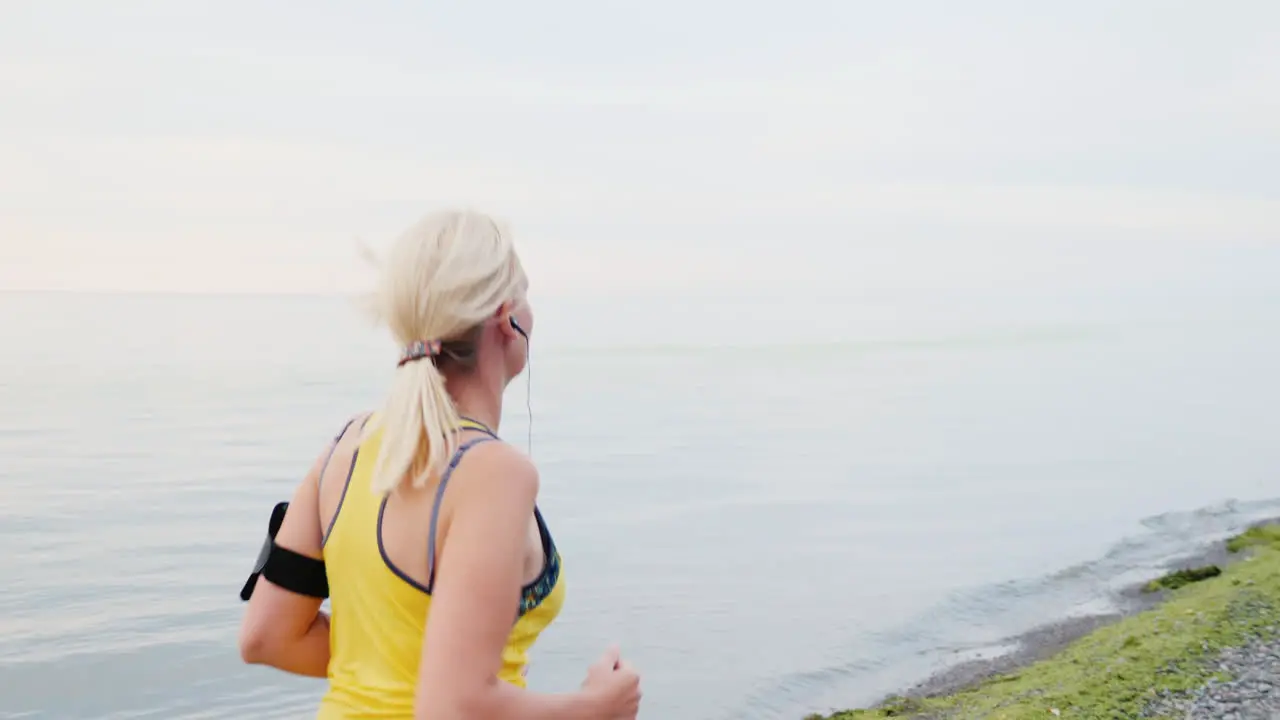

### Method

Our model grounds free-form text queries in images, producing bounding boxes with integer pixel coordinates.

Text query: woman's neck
[447,376,503,433]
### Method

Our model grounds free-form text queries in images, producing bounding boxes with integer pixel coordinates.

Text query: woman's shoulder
[315,411,375,489]
[452,439,539,504]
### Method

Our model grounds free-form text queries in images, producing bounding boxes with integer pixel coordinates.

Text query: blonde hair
[361,209,527,495]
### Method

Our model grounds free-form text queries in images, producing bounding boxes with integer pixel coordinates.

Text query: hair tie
[398,339,443,367]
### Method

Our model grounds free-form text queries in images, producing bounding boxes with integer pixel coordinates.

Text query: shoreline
[902,535,1234,700]
[808,520,1280,719]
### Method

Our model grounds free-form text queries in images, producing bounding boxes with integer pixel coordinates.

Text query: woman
[238,210,642,719]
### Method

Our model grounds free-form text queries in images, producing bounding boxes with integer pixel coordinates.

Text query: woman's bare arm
[413,443,603,720]
[237,440,332,678]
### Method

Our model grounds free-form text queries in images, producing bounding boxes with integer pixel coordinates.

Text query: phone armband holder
[239,501,329,601]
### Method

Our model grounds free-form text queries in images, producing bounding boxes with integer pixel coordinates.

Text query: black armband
[239,501,330,601]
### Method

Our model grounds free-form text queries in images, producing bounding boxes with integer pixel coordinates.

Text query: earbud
[509,315,527,339]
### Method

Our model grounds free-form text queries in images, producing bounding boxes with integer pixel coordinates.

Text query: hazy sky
[2,1,1277,297]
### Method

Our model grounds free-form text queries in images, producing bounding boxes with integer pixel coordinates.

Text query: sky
[1,0,1277,298]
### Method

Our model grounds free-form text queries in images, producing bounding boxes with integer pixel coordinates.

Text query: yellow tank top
[317,423,566,719]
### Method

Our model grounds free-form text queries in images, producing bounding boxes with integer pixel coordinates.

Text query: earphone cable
[524,338,533,457]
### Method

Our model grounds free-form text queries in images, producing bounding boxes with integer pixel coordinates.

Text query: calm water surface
[1,291,1277,719]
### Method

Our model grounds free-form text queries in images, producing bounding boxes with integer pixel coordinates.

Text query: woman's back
[317,418,566,718]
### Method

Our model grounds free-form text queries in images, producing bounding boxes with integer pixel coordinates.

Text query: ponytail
[365,359,463,495]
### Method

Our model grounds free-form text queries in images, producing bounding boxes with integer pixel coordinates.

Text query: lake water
[1,290,1277,719]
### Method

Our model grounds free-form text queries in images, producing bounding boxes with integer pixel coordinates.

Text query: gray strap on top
[425,436,498,590]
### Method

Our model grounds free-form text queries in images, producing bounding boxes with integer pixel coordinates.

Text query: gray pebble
[1143,627,1280,719]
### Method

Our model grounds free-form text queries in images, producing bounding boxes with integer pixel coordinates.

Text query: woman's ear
[495,301,521,340]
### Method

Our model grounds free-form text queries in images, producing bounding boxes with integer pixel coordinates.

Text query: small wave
[1139,497,1280,532]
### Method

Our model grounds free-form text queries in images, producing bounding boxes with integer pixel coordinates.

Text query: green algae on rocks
[808,524,1280,720]
[1141,564,1222,593]
[1226,524,1280,554]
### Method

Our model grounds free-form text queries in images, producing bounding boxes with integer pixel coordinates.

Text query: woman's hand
[581,646,642,719]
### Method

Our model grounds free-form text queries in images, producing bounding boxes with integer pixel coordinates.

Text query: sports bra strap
[425,436,499,590]
[317,414,369,491]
